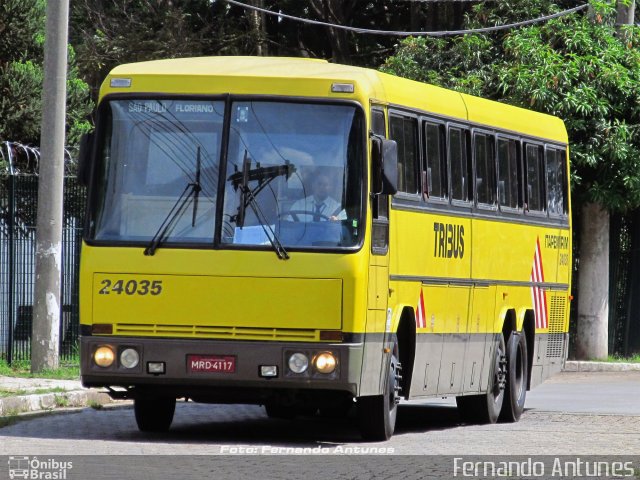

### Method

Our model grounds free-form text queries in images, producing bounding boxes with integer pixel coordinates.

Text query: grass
[0,389,27,398]
[54,394,69,408]
[0,387,68,398]
[605,354,640,363]
[88,400,104,410]
[0,359,80,380]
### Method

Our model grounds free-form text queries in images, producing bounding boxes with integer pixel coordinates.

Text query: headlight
[120,348,140,369]
[288,353,309,374]
[94,346,115,368]
[314,352,337,374]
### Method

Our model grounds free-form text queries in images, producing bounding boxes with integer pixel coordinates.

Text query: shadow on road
[0,401,465,446]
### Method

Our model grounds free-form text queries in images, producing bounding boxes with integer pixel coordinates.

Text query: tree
[69,0,476,98]
[383,0,640,359]
[70,0,226,97]
[0,0,92,149]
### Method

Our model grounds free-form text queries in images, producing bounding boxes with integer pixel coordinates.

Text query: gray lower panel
[408,332,568,399]
[531,332,568,389]
[409,333,489,398]
[81,336,363,398]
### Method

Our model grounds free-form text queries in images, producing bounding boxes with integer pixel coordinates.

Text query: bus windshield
[89,98,364,251]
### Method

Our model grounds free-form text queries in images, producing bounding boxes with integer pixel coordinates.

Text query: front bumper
[81,335,363,401]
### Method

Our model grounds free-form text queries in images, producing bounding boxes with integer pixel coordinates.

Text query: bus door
[360,108,391,396]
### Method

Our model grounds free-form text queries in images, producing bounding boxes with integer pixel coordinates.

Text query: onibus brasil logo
[8,456,73,479]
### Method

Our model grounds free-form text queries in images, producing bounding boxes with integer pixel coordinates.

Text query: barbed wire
[221,0,589,37]
[0,141,77,176]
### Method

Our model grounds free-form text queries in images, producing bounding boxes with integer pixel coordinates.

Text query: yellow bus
[78,56,571,440]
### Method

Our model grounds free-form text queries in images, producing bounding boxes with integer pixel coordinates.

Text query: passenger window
[449,127,470,202]
[546,148,567,215]
[389,114,419,195]
[525,144,545,212]
[474,133,496,206]
[424,122,446,200]
[497,138,520,209]
[372,109,385,137]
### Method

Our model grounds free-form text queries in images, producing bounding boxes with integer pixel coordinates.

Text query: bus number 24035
[98,279,163,296]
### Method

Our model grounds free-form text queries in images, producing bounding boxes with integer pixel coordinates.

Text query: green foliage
[0,0,46,62]
[383,0,640,212]
[0,0,92,147]
[70,0,241,96]
[0,61,43,143]
[68,1,476,97]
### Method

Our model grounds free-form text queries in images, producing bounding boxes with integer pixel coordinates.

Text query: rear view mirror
[77,132,94,186]
[371,136,398,195]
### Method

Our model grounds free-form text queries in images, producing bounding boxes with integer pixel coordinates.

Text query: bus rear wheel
[357,350,400,441]
[456,333,506,424]
[499,331,528,422]
[134,396,176,432]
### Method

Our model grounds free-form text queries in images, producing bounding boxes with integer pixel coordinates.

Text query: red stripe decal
[530,237,547,329]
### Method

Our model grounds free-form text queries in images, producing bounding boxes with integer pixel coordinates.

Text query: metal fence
[609,211,640,356]
[0,142,84,365]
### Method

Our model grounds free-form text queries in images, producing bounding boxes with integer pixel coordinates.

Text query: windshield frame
[84,93,367,254]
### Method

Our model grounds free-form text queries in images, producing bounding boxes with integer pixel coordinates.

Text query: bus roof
[103,56,568,144]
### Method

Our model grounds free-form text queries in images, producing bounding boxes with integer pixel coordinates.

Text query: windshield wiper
[228,150,293,260]
[144,148,202,256]
[228,150,296,227]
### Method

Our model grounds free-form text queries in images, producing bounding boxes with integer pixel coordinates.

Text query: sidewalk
[1,361,639,417]
[0,375,114,417]
[563,360,640,372]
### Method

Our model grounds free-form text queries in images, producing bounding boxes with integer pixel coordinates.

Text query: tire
[318,398,354,419]
[499,331,528,423]
[357,350,400,441]
[264,403,296,419]
[456,333,506,424]
[134,396,176,432]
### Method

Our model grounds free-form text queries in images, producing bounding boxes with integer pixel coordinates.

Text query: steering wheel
[278,209,331,222]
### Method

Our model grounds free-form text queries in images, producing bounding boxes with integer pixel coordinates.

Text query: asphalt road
[425,371,640,415]
[526,371,640,415]
[0,371,638,459]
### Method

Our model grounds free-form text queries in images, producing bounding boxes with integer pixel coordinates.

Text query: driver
[289,170,346,221]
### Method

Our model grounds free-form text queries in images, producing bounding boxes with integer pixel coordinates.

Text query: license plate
[187,355,236,373]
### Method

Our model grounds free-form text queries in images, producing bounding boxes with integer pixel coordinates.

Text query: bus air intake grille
[113,323,319,341]
[546,295,567,358]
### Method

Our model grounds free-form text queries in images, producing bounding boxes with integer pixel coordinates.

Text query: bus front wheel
[134,396,176,432]
[357,350,400,441]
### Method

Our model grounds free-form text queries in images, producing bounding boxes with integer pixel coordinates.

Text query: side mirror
[77,132,94,186]
[371,136,398,195]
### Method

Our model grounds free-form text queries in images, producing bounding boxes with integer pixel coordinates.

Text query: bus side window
[449,126,471,203]
[389,114,419,195]
[525,144,545,212]
[371,108,389,255]
[372,109,385,138]
[371,108,388,220]
[497,138,521,210]
[474,132,496,206]
[546,148,568,216]
[424,122,446,200]
[559,149,568,215]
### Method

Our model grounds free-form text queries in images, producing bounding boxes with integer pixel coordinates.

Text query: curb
[564,361,640,372]
[0,389,113,416]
